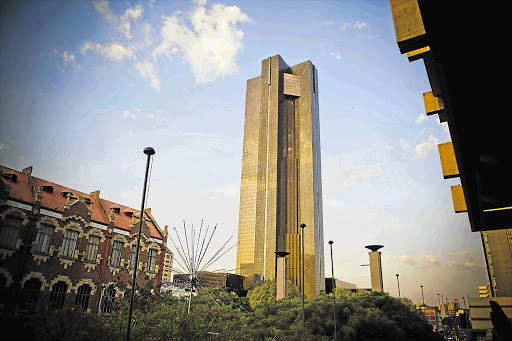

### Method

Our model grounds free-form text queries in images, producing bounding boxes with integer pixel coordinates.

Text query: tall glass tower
[236,55,324,298]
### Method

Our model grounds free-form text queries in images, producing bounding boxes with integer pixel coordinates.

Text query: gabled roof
[0,165,164,241]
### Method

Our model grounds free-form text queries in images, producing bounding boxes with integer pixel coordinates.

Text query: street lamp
[421,285,425,306]
[300,223,306,341]
[328,240,337,341]
[396,274,403,335]
[396,274,401,299]
[420,285,425,318]
[126,147,155,341]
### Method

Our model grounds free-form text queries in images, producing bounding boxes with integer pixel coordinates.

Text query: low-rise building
[0,165,167,315]
[161,247,173,283]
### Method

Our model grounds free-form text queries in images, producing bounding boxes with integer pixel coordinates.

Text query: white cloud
[340,21,368,30]
[144,114,155,119]
[134,60,160,90]
[447,261,485,271]
[400,135,439,159]
[54,48,79,69]
[354,21,368,29]
[152,3,250,84]
[118,5,143,40]
[414,135,439,158]
[423,254,440,265]
[193,0,208,6]
[397,254,416,265]
[92,0,142,40]
[92,0,116,22]
[415,113,427,125]
[81,42,136,61]
[122,110,136,119]
[435,117,451,141]
[335,54,341,60]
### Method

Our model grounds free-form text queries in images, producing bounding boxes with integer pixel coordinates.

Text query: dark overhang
[391,0,511,232]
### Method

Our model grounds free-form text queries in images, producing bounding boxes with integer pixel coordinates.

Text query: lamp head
[300,223,306,228]
[328,240,333,245]
[144,147,155,155]
[365,245,384,252]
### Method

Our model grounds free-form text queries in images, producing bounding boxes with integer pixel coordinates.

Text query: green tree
[247,278,301,308]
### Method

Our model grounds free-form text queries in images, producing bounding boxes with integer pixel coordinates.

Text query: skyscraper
[236,55,324,298]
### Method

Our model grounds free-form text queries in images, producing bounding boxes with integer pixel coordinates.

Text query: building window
[49,281,67,310]
[85,235,100,262]
[21,278,42,310]
[101,286,115,314]
[110,241,124,266]
[148,248,157,272]
[0,216,22,248]
[34,223,54,253]
[60,229,79,258]
[75,284,91,311]
[129,245,139,268]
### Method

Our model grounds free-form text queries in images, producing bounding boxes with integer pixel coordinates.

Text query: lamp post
[437,293,441,332]
[328,241,337,341]
[396,274,403,336]
[420,285,425,318]
[300,223,306,341]
[396,274,401,299]
[126,147,155,341]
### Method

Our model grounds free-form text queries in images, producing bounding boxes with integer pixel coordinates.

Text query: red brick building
[0,165,167,315]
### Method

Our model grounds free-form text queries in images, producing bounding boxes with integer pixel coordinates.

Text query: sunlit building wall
[480,229,512,297]
[236,55,324,298]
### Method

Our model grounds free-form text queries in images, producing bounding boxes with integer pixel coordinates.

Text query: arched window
[101,286,115,313]
[21,278,42,310]
[75,284,91,311]
[49,281,67,310]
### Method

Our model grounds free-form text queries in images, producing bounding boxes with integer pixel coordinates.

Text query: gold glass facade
[236,55,324,297]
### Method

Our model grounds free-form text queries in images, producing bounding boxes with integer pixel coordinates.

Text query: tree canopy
[10,280,442,341]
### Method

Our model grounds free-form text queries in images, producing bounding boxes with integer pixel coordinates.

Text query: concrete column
[275,251,290,300]
[276,256,287,300]
[365,245,384,292]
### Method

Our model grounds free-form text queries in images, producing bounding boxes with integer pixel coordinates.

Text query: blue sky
[0,0,487,306]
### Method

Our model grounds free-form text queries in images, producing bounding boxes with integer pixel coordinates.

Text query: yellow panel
[390,0,427,53]
[451,184,467,213]
[438,142,459,179]
[407,46,430,62]
[423,91,444,115]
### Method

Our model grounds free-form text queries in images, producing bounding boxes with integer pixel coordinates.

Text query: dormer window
[124,210,133,218]
[111,207,120,214]
[61,191,73,198]
[41,185,54,193]
[1,172,17,183]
